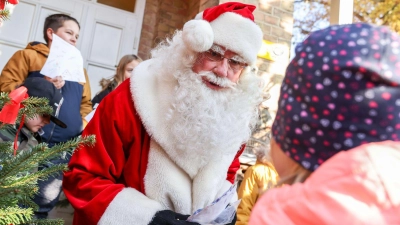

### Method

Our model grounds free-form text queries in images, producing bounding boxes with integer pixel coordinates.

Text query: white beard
[164,68,262,170]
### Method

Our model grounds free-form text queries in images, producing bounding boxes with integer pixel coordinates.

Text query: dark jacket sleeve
[91,89,111,108]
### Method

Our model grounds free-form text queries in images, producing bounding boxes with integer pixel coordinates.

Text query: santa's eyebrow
[210,45,225,54]
[209,45,246,64]
[229,55,246,64]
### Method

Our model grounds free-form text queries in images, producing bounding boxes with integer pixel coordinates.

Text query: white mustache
[199,71,236,89]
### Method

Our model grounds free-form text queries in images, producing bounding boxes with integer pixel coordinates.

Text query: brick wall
[138,0,160,59]
[138,0,219,60]
[186,1,200,22]
[256,0,294,134]
[199,0,219,11]
[186,0,219,21]
[138,0,188,60]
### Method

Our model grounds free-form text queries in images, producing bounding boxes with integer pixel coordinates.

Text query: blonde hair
[99,54,143,92]
[254,146,280,192]
[259,165,311,198]
[276,165,312,186]
[114,54,143,85]
[269,137,312,187]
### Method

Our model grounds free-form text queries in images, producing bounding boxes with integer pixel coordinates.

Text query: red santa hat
[182,2,263,64]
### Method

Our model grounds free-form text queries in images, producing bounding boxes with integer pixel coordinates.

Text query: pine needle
[0,207,33,225]
[20,97,53,120]
[27,218,64,225]
[0,135,95,180]
[0,9,10,22]
[0,92,11,109]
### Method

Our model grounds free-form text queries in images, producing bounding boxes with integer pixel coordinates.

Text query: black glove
[149,210,201,225]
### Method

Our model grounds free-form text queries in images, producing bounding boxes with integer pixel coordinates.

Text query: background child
[0,77,66,154]
[249,23,400,224]
[92,54,142,107]
[236,141,278,225]
[0,13,92,218]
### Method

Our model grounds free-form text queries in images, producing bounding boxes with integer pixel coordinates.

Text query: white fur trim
[191,156,235,211]
[98,188,164,225]
[131,61,240,213]
[145,139,236,214]
[145,140,192,214]
[183,20,214,52]
[210,12,262,64]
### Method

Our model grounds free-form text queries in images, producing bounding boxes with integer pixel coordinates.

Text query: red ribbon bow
[0,86,29,155]
[0,86,28,124]
[0,0,19,10]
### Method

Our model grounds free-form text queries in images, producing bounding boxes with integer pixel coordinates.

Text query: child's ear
[46,28,54,43]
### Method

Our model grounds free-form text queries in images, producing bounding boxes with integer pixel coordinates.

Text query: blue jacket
[0,42,92,146]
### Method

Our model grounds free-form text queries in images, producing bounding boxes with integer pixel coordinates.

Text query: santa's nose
[213,59,229,78]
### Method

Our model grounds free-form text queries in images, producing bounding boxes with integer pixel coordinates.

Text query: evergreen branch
[0,198,18,209]
[1,164,66,189]
[0,95,52,124]
[11,165,66,188]
[0,207,33,225]
[0,9,10,24]
[26,218,64,225]
[51,135,96,154]
[0,9,10,22]
[21,97,49,106]
[0,183,37,206]
[19,97,52,120]
[0,92,11,109]
[0,135,94,180]
[17,196,39,211]
[0,143,49,180]
[0,188,39,212]
[0,141,13,160]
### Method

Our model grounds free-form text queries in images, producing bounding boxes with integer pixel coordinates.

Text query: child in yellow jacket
[236,145,279,225]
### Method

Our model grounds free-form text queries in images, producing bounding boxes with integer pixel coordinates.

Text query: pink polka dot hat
[272,23,400,171]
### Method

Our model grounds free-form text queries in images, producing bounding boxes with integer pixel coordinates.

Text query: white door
[0,0,146,97]
[0,0,83,71]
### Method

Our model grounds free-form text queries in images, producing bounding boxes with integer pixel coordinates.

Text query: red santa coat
[63,60,244,225]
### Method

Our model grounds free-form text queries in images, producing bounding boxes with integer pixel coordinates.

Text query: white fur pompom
[182,20,214,52]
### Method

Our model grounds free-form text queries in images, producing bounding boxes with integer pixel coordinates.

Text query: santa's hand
[44,76,65,89]
[149,210,200,225]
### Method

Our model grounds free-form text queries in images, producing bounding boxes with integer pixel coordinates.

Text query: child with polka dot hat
[249,23,400,224]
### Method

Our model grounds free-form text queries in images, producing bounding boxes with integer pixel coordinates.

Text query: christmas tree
[0,0,19,22]
[0,90,95,225]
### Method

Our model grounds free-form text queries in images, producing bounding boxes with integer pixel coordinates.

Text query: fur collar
[130,60,238,210]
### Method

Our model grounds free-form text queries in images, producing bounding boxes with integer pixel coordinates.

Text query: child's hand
[44,76,65,89]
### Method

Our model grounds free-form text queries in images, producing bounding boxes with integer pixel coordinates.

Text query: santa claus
[63,2,264,225]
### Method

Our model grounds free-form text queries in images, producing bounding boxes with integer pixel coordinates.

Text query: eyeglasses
[202,50,248,72]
